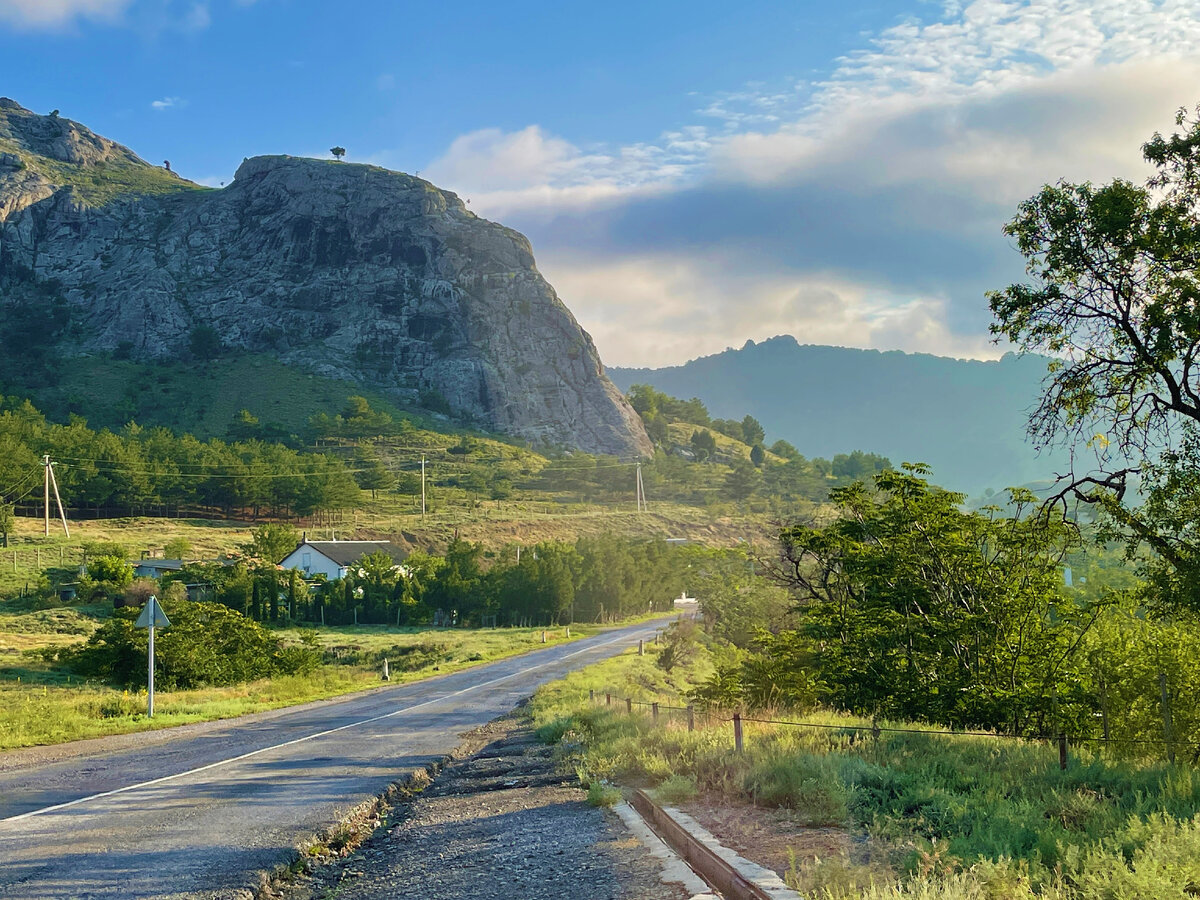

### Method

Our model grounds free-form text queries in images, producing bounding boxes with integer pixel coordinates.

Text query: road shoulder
[270,714,693,900]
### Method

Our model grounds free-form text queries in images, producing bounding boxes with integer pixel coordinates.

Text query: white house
[278,538,407,580]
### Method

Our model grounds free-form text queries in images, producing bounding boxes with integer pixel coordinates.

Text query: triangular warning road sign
[135,596,171,629]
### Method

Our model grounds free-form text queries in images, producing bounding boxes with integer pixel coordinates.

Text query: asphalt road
[0,617,672,899]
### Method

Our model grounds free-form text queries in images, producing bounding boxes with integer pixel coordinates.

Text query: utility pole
[421,457,426,516]
[43,455,69,537]
[635,461,646,512]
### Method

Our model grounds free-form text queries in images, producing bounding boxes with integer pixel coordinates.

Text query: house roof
[288,540,407,567]
[133,559,184,571]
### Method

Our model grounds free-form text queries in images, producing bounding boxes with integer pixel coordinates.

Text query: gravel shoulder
[274,715,692,900]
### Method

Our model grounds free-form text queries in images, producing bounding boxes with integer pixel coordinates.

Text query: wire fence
[590,678,1198,769]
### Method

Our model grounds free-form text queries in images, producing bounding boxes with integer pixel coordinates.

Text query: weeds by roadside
[529,642,1200,899]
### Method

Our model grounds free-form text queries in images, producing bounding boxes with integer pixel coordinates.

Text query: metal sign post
[135,596,171,717]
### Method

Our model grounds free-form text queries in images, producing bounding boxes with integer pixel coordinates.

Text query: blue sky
[3,0,1199,366]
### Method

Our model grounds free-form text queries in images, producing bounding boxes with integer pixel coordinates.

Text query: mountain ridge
[0,98,650,458]
[610,335,1066,494]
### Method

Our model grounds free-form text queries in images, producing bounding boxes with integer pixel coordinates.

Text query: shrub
[57,599,321,689]
[743,752,849,824]
[655,774,699,804]
[586,781,622,807]
[87,555,132,590]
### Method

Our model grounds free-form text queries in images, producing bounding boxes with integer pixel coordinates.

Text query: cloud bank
[0,0,130,28]
[424,0,1200,367]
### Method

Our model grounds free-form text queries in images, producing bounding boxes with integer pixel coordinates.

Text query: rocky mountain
[610,336,1071,495]
[0,98,650,457]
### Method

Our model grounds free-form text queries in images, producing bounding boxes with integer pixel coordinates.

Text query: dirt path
[275,716,691,900]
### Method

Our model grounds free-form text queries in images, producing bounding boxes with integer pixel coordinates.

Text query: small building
[278,538,407,580]
[132,559,185,579]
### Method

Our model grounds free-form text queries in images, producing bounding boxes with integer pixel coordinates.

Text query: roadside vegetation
[0,526,691,748]
[0,621,588,750]
[531,639,1200,899]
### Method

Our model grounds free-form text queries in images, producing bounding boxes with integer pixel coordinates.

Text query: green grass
[0,622,588,750]
[529,645,1200,899]
[0,133,206,206]
[19,352,436,439]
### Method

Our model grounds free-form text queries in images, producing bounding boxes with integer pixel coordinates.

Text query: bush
[655,774,699,804]
[57,599,321,689]
[586,781,622,807]
[87,555,132,590]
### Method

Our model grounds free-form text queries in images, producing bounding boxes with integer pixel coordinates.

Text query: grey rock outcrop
[0,100,651,457]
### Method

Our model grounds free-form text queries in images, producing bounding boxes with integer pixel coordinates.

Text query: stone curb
[631,790,803,900]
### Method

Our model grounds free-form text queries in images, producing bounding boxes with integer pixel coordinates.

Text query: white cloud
[540,251,998,369]
[150,95,185,111]
[420,124,712,221]
[0,0,129,28]
[417,1,1200,367]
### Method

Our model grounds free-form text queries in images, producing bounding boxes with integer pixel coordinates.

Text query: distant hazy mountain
[609,336,1069,495]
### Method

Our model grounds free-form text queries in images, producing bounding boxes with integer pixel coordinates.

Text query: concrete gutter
[613,801,717,900]
[631,790,803,900]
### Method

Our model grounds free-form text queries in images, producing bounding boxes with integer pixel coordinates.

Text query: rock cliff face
[0,99,651,457]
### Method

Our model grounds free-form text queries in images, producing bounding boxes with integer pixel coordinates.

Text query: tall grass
[529,646,1200,899]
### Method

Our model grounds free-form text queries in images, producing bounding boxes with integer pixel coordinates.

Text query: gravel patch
[275,716,691,900]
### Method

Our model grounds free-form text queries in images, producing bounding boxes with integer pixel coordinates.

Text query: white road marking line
[0,628,645,825]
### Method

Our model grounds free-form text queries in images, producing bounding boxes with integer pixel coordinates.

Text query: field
[0,497,769,599]
[0,618,588,750]
[529,643,1200,899]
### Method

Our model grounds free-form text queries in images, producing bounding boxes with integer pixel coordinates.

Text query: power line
[57,462,370,479]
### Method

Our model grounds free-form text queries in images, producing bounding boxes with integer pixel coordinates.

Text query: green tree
[769,439,800,460]
[330,146,346,161]
[243,522,298,563]
[0,503,12,548]
[832,450,891,481]
[690,428,716,461]
[87,555,132,588]
[352,449,396,498]
[724,459,761,500]
[749,443,765,467]
[188,325,223,360]
[163,537,191,560]
[989,106,1200,614]
[59,600,319,689]
[740,415,765,446]
[773,466,1095,733]
[226,409,261,441]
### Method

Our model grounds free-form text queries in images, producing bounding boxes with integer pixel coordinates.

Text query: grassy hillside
[3,352,449,440]
[0,133,204,207]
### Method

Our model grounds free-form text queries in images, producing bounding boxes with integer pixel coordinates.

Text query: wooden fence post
[733,713,744,753]
[1058,734,1068,771]
[652,702,659,722]
[638,639,644,656]
[626,697,632,713]
[687,705,695,732]
[606,693,611,706]
[589,689,595,703]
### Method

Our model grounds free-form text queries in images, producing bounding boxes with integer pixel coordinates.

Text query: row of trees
[0,398,359,517]
[165,535,693,628]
